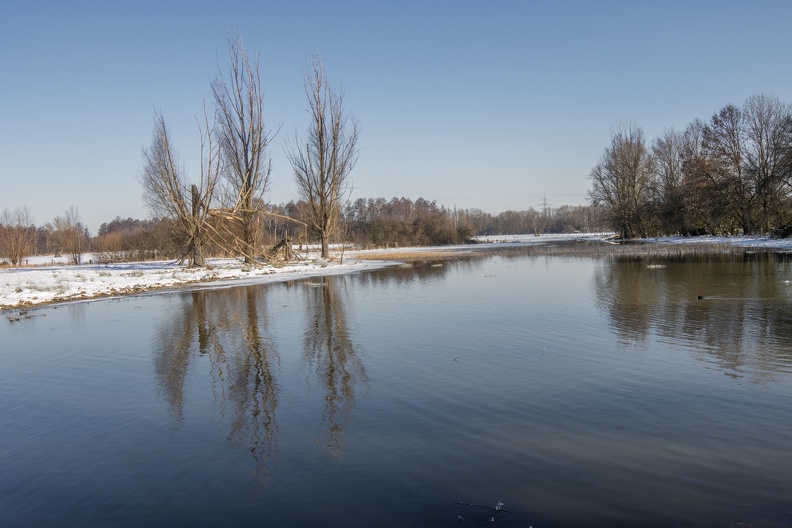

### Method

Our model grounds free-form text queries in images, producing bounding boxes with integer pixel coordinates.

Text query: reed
[348,240,762,263]
[529,241,745,259]
[350,249,467,261]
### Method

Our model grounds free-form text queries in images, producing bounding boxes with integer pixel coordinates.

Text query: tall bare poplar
[287,51,360,259]
[212,33,274,263]
[140,111,220,267]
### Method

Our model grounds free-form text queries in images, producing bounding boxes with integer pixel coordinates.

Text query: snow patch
[5,234,792,310]
[1,256,393,310]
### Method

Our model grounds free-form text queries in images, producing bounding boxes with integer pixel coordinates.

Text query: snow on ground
[473,232,792,251]
[651,234,792,251]
[4,234,792,311]
[0,256,393,311]
[472,233,614,243]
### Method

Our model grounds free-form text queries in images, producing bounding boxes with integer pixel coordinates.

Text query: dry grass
[530,241,745,259]
[348,240,762,263]
[350,249,467,261]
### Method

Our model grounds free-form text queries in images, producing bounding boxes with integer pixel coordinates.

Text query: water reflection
[154,274,369,473]
[228,289,278,477]
[303,275,366,458]
[594,253,792,380]
[354,259,452,287]
[6,248,792,526]
[67,302,87,326]
[154,288,279,482]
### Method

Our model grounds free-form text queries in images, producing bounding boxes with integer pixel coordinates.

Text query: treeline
[590,93,792,238]
[0,206,90,266]
[93,217,182,261]
[91,198,604,256]
[341,197,604,247]
[0,198,607,266]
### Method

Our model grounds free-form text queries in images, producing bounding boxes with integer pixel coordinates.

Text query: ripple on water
[2,252,792,527]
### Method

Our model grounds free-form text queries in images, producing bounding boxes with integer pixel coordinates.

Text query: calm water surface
[2,248,792,527]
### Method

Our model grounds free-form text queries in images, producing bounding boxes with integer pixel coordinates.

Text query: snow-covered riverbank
[3,233,792,311]
[0,257,394,311]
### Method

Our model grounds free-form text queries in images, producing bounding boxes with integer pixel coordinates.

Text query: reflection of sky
[354,258,612,469]
[347,254,607,381]
[4,253,792,526]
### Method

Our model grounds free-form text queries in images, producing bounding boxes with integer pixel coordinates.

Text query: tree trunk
[320,230,329,259]
[242,211,255,264]
[191,185,205,267]
[192,241,205,267]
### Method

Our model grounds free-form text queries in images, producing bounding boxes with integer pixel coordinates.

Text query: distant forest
[0,198,605,265]
[88,197,605,262]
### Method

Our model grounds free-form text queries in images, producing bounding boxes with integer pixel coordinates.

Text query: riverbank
[3,233,792,312]
[0,257,396,312]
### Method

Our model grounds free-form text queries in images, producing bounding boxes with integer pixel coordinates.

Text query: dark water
[2,249,792,527]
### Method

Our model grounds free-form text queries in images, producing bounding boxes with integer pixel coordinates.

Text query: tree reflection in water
[594,253,792,381]
[154,288,279,485]
[227,288,279,482]
[153,275,368,477]
[302,275,367,459]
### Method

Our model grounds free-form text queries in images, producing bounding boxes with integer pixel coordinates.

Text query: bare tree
[49,206,88,265]
[140,111,220,267]
[212,33,275,263]
[678,118,715,232]
[584,93,792,237]
[651,128,686,234]
[286,51,360,259]
[589,123,653,238]
[702,104,754,234]
[742,93,792,231]
[0,206,35,266]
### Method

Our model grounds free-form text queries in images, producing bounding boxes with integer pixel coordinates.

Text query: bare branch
[0,206,35,266]
[212,32,276,263]
[286,50,360,258]
[140,110,220,266]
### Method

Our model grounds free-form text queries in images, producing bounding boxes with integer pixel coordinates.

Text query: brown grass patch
[348,240,763,263]
[349,249,466,261]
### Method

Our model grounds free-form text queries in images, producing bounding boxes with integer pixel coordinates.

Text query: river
[2,246,792,527]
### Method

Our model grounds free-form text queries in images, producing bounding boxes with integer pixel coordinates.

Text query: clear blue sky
[2,0,792,233]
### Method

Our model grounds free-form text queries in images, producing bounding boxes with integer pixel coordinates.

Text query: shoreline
[0,257,398,313]
[4,234,792,313]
